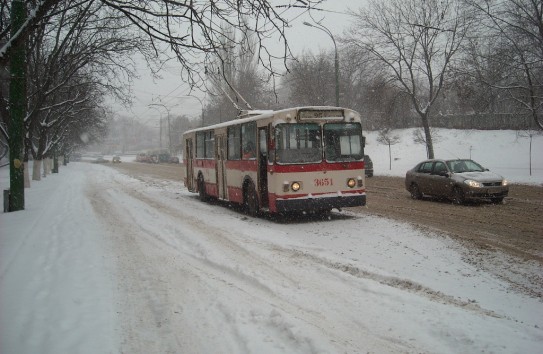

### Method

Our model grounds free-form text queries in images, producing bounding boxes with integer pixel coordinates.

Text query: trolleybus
[182,106,367,215]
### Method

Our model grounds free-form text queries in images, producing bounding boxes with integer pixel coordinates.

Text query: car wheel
[244,182,259,217]
[452,187,465,205]
[409,183,422,200]
[198,175,207,202]
[492,197,504,204]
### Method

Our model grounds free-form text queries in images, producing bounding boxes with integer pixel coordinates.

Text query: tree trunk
[388,143,392,170]
[421,113,435,159]
[43,157,51,176]
[33,159,42,181]
[24,161,30,188]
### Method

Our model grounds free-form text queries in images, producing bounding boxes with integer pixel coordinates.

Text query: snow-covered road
[1,162,542,353]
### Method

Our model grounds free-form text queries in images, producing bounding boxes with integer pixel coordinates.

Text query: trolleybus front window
[275,123,322,164]
[324,123,363,162]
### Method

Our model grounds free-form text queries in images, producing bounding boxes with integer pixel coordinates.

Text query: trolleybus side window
[324,123,364,162]
[275,123,322,164]
[241,122,257,160]
[196,132,205,158]
[196,131,214,159]
[227,125,241,160]
[204,131,214,158]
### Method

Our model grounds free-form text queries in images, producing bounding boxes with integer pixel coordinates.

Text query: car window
[447,160,484,173]
[433,162,447,174]
[418,162,433,173]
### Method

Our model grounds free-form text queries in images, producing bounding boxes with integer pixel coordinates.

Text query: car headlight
[347,178,356,188]
[464,179,482,188]
[502,179,508,186]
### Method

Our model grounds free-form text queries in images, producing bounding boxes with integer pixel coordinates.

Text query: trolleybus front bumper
[274,194,366,213]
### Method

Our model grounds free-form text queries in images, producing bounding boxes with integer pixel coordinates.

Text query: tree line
[198,0,542,160]
[1,0,324,210]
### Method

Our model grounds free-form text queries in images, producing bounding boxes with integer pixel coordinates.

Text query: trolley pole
[8,0,27,212]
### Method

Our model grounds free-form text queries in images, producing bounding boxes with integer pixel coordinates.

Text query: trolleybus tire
[244,182,259,216]
[198,175,207,202]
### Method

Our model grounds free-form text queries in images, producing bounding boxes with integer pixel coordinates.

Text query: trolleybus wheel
[245,182,259,216]
[198,175,207,202]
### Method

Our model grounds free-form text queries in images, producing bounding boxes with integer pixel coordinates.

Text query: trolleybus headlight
[291,182,301,192]
[347,178,356,188]
[502,179,508,186]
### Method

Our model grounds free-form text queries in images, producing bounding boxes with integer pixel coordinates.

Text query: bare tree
[377,128,401,170]
[205,22,273,123]
[463,0,543,130]
[283,50,337,107]
[413,127,441,158]
[1,0,325,90]
[344,0,472,158]
[21,1,149,178]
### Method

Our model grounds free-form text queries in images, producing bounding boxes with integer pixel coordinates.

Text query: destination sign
[298,109,344,120]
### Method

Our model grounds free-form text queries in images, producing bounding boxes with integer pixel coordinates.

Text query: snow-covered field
[1,129,542,353]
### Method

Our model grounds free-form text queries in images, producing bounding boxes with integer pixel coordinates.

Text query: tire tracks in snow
[106,170,502,319]
[281,248,502,319]
[87,170,419,353]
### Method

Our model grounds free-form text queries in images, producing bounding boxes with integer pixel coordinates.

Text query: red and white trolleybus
[182,106,367,215]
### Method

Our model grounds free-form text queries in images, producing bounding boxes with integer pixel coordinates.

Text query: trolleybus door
[216,134,227,199]
[185,139,194,191]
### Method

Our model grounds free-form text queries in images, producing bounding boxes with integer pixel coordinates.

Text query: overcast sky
[116,0,367,125]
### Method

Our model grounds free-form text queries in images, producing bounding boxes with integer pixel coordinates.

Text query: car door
[416,161,434,195]
[427,161,449,197]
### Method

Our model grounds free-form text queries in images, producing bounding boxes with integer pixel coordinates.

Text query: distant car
[405,159,508,204]
[112,156,121,163]
[136,153,148,162]
[92,156,109,164]
[364,155,373,177]
[169,156,180,163]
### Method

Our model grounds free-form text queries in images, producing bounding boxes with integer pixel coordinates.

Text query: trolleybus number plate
[314,178,333,187]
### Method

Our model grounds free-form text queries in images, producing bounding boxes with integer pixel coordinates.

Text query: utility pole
[8,0,27,211]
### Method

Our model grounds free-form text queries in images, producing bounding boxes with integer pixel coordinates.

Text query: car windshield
[446,159,485,173]
[274,123,322,164]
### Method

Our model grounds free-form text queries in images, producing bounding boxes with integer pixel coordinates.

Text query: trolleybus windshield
[324,123,363,162]
[275,123,322,164]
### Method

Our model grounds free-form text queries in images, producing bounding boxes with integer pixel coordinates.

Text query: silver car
[405,159,509,204]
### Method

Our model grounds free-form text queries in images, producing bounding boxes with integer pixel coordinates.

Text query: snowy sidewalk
[0,165,119,354]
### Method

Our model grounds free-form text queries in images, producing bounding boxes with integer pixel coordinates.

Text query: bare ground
[108,161,543,297]
[358,176,543,263]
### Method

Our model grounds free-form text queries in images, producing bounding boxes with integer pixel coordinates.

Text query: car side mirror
[439,171,450,177]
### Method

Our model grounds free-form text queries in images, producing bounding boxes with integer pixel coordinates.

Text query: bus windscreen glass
[324,123,363,162]
[275,123,322,164]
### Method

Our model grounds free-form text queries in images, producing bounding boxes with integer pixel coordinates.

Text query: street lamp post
[303,21,339,107]
[147,106,163,149]
[149,103,176,154]
[178,95,205,127]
